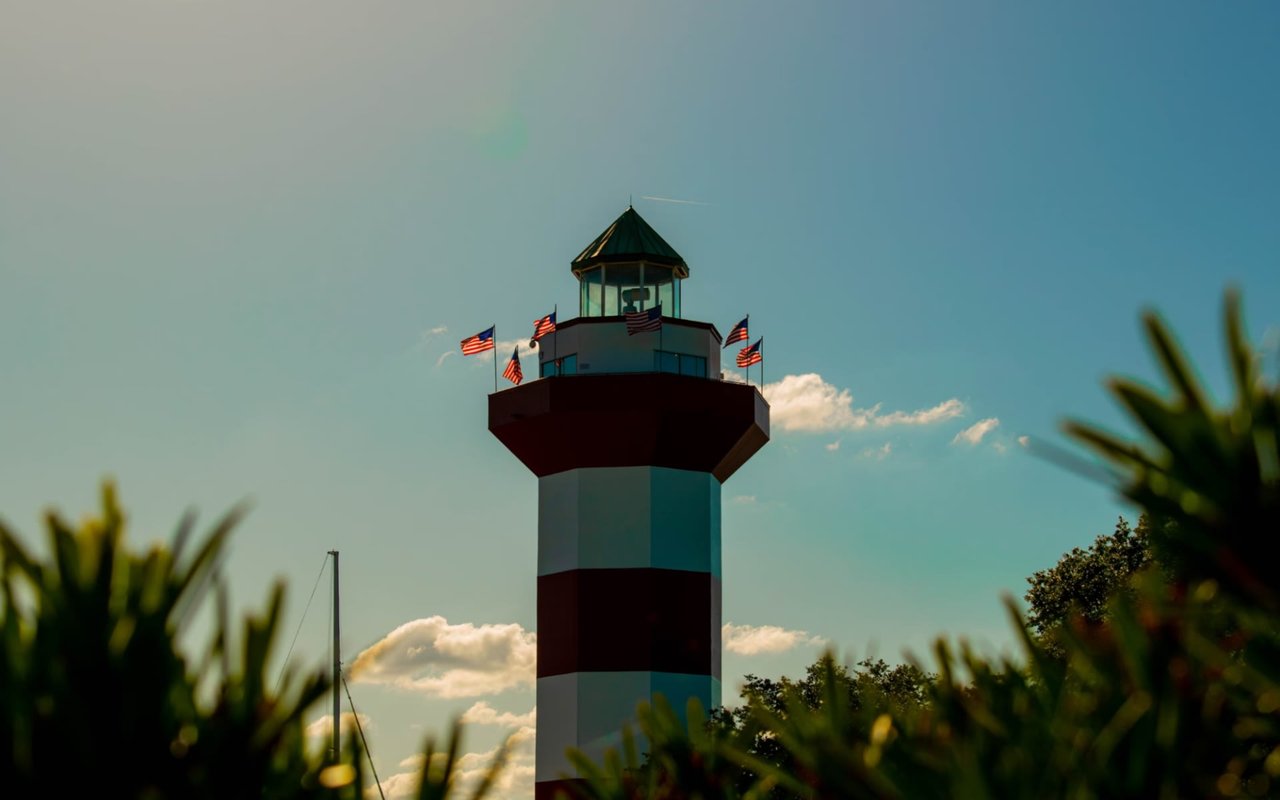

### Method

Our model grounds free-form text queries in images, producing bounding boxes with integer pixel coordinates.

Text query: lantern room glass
[579,267,603,317]
[576,263,682,318]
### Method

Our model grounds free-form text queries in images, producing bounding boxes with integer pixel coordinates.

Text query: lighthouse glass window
[654,350,707,378]
[640,264,680,318]
[604,263,642,315]
[580,267,603,316]
[540,354,577,378]
[579,263,680,318]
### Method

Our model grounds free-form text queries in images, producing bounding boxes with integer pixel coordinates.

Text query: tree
[1023,515,1162,654]
[696,656,933,798]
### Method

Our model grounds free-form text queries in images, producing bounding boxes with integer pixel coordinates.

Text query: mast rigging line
[274,552,331,695]
[343,674,386,800]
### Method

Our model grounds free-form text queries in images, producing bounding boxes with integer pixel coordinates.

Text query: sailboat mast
[329,549,341,759]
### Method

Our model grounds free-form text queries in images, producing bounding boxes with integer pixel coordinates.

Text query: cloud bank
[460,702,536,729]
[380,727,535,800]
[762,374,964,433]
[722,622,823,655]
[350,616,536,698]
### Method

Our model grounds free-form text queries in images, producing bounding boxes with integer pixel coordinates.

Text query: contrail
[640,195,712,206]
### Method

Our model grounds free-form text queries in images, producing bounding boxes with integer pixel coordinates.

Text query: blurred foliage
[0,485,501,800]
[565,291,1280,799]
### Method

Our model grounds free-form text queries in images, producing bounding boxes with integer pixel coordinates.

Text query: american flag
[624,305,662,335]
[532,311,557,340]
[459,326,495,355]
[724,316,749,347]
[736,338,763,368]
[502,346,523,385]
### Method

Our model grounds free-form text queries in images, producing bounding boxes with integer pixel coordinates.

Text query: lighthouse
[488,208,769,799]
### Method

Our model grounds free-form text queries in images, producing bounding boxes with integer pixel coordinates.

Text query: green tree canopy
[1023,515,1163,653]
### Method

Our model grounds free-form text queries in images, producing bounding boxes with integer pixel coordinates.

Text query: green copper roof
[571,207,688,273]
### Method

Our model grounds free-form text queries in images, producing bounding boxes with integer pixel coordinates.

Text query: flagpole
[553,304,558,373]
[760,336,765,388]
[658,303,664,359]
[492,324,498,393]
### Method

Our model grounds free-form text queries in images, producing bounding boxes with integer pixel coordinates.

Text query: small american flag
[724,316,749,347]
[736,338,763,368]
[460,326,495,355]
[532,311,557,340]
[502,346,523,385]
[624,305,662,335]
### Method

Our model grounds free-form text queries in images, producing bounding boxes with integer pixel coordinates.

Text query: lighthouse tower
[488,208,769,799]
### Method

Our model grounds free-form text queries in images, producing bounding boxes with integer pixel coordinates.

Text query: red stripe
[489,373,769,482]
[537,568,721,678]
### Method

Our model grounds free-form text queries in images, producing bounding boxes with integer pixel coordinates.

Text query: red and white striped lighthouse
[488,208,769,799]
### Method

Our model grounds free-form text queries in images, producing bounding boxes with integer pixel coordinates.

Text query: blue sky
[3,2,1279,797]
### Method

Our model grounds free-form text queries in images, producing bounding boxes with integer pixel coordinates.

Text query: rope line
[274,552,330,695]
[343,674,386,800]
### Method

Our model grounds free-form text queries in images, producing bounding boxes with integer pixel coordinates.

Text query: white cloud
[952,417,1000,446]
[494,338,539,360]
[825,440,841,452]
[377,771,420,800]
[993,441,1008,454]
[460,702,536,729]
[722,622,823,655]
[1018,435,1030,448]
[860,442,892,460]
[877,398,966,426]
[763,374,868,431]
[434,350,455,368]
[1262,326,1280,355]
[762,373,964,433]
[378,727,535,800]
[414,326,449,353]
[350,616,536,698]
[305,712,371,740]
[730,494,756,505]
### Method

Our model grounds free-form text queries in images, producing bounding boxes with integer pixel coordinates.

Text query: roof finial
[629,194,633,209]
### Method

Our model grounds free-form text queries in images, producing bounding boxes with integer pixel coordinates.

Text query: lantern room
[571,207,688,318]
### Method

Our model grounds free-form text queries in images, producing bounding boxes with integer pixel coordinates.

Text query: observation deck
[489,316,768,482]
